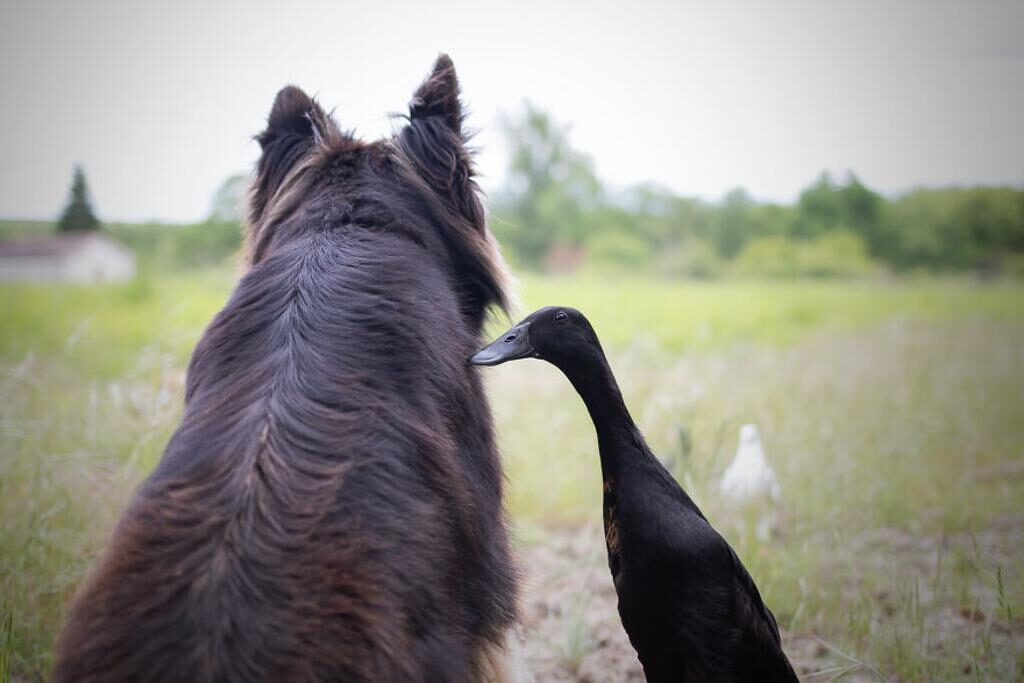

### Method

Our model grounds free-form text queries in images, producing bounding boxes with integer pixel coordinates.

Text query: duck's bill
[469,323,535,366]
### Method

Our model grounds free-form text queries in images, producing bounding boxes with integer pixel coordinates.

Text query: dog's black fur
[53,55,517,682]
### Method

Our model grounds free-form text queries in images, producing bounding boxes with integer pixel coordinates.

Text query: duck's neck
[559,346,641,478]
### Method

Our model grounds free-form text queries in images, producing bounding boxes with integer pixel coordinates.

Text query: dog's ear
[400,56,513,323]
[259,85,339,149]
[250,86,341,227]
[400,55,482,229]
[408,54,464,138]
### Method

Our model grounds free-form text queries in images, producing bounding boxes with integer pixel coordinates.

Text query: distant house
[0,232,136,283]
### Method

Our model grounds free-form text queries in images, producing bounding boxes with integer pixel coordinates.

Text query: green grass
[1,270,1023,680]
[0,269,234,378]
[4,271,1019,379]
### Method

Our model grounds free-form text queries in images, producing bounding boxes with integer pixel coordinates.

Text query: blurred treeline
[490,103,1024,278]
[109,175,249,269]
[6,104,1022,278]
[0,176,247,271]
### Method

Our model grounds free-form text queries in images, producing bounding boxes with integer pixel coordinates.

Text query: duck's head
[740,424,761,444]
[469,306,600,368]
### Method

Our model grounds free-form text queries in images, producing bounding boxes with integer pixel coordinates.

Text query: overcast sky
[1,0,1022,223]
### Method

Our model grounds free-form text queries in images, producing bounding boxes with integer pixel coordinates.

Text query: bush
[733,231,879,278]
[108,221,242,270]
[585,230,652,271]
[796,230,879,277]
[731,236,799,277]
[996,252,1024,279]
[655,239,722,279]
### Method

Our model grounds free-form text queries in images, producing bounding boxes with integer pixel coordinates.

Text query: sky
[1,0,1022,223]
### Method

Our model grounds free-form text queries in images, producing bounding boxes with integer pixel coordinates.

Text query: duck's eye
[504,334,517,343]
[554,311,568,323]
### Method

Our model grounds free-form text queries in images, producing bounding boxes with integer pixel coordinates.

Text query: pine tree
[57,165,100,232]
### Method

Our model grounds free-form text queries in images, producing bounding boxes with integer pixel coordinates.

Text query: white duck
[716,421,778,540]
[720,424,781,502]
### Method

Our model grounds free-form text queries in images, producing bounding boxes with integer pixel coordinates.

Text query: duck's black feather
[472,306,798,682]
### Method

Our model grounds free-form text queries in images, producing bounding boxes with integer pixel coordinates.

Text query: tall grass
[1,271,1022,680]
[489,315,1024,679]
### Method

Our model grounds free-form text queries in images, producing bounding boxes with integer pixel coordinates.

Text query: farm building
[0,232,136,283]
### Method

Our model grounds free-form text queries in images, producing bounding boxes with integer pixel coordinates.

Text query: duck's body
[720,423,782,541]
[602,432,794,681]
[472,307,797,683]
[720,423,781,504]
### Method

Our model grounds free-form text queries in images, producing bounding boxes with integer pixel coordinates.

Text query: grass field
[1,270,1023,680]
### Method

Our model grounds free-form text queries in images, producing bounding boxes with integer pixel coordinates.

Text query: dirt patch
[511,520,1019,682]
[515,522,645,682]
[512,522,867,682]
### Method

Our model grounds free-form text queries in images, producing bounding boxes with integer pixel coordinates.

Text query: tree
[57,165,100,232]
[492,102,603,265]
[715,187,756,258]
[837,172,885,257]
[487,102,1024,276]
[882,186,1024,271]
[792,172,841,239]
[208,173,249,224]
